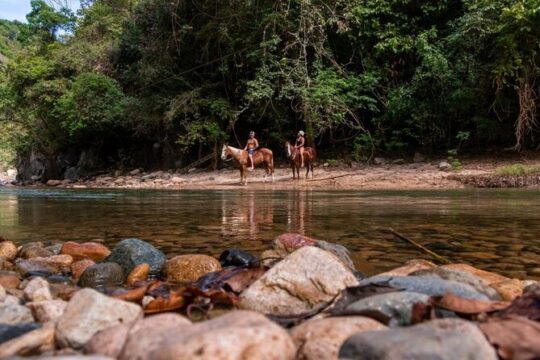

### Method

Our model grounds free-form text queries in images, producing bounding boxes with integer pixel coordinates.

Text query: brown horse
[285,141,316,179]
[221,144,274,185]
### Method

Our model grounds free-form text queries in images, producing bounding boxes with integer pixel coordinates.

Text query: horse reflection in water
[219,191,312,247]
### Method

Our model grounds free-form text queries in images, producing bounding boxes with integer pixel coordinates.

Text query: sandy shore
[4,153,540,190]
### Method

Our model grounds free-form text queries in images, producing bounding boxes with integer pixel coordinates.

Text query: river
[1,188,539,278]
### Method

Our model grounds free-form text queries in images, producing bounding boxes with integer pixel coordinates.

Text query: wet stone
[359,275,490,300]
[18,242,54,259]
[219,249,258,268]
[0,240,18,260]
[106,238,166,276]
[0,323,40,344]
[164,254,222,283]
[79,262,125,289]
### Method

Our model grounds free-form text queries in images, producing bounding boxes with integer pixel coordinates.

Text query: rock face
[0,240,17,260]
[240,246,359,316]
[106,238,166,276]
[291,316,387,360]
[164,255,222,283]
[337,291,431,327]
[120,313,192,360]
[339,318,498,360]
[56,288,143,349]
[60,242,111,261]
[79,263,125,288]
[0,302,34,324]
[136,311,296,360]
[359,275,489,300]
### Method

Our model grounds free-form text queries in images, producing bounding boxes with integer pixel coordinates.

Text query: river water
[1,188,539,278]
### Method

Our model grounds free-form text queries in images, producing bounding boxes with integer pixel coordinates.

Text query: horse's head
[284,141,294,159]
[221,144,231,161]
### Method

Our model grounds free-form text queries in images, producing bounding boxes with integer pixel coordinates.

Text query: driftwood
[387,228,451,264]
[307,172,360,182]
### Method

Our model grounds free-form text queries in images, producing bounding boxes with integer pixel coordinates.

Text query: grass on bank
[495,164,540,176]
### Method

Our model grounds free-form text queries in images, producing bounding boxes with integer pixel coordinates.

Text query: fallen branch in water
[307,172,360,182]
[387,228,451,264]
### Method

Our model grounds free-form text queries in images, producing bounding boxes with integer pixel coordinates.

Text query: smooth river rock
[142,311,296,360]
[61,242,111,262]
[0,270,21,288]
[291,316,387,360]
[56,288,143,349]
[106,238,166,276]
[23,277,53,302]
[17,255,73,275]
[240,246,359,316]
[359,275,489,300]
[219,249,258,268]
[126,263,150,286]
[79,262,125,289]
[337,291,431,327]
[0,302,34,324]
[27,299,67,322]
[119,313,192,360]
[411,267,501,300]
[339,318,498,360]
[441,263,523,300]
[71,259,96,282]
[18,242,54,259]
[164,254,222,283]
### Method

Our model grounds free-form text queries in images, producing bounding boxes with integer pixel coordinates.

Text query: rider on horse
[295,130,306,168]
[244,131,259,171]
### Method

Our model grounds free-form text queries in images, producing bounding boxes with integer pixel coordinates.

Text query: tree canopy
[1,0,539,172]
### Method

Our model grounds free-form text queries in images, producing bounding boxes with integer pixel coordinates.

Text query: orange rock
[0,271,20,289]
[126,263,150,286]
[0,240,17,260]
[441,263,523,301]
[378,259,437,277]
[61,242,111,261]
[273,233,316,254]
[164,255,222,283]
[71,259,96,282]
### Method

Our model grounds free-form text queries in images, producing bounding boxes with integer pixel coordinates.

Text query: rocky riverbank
[0,233,538,359]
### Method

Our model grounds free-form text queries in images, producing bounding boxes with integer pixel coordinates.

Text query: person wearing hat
[295,130,306,168]
[244,131,259,171]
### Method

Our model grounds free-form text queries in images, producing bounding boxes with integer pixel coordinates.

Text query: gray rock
[56,288,142,349]
[106,238,165,276]
[373,157,386,165]
[411,267,501,300]
[339,318,498,360]
[315,240,359,275]
[46,243,63,255]
[359,275,489,300]
[0,302,34,324]
[79,263,124,289]
[0,323,40,344]
[338,291,431,326]
[438,161,452,171]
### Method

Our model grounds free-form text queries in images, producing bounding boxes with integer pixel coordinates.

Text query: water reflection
[0,188,540,279]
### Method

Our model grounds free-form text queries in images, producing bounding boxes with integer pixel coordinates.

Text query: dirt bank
[4,153,540,190]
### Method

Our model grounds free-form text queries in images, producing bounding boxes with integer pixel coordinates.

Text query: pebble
[79,262,125,289]
[164,254,222,283]
[23,277,53,302]
[0,240,18,260]
[126,263,150,286]
[106,238,166,276]
[61,242,111,262]
[27,299,67,322]
[0,302,35,324]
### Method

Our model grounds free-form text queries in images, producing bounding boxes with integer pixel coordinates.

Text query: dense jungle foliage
[0,0,539,176]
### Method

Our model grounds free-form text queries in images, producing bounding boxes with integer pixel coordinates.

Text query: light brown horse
[285,141,316,179]
[221,145,274,185]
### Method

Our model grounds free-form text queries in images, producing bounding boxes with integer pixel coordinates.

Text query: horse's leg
[306,162,310,179]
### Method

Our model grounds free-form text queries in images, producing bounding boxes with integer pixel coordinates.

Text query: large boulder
[240,246,359,316]
[358,275,489,300]
[79,263,125,289]
[106,238,165,276]
[335,291,431,327]
[60,242,111,262]
[291,316,386,360]
[164,255,222,283]
[133,311,296,360]
[339,318,498,360]
[56,288,143,349]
